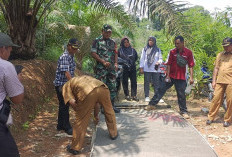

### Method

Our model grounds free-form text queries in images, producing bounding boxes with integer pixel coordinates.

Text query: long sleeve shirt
[139,47,163,72]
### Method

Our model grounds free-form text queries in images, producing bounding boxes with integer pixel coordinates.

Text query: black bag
[0,99,11,124]
[176,52,188,67]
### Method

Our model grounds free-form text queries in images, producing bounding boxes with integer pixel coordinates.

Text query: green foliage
[39,46,63,61]
[22,121,30,130]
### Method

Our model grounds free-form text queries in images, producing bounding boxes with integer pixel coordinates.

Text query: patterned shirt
[54,50,76,86]
[91,35,117,66]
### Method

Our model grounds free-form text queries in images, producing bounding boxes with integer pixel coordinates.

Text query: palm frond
[87,0,136,30]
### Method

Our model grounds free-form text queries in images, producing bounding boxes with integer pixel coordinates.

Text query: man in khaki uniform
[206,37,232,127]
[62,75,118,155]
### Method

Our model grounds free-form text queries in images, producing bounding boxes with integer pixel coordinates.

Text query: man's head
[222,37,232,53]
[102,24,112,39]
[174,35,185,51]
[67,38,79,55]
[0,32,20,60]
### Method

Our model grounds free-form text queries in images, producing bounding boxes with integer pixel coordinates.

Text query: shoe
[65,128,73,135]
[132,96,139,102]
[181,113,190,119]
[159,99,164,103]
[57,126,65,131]
[110,132,118,140]
[66,145,80,155]
[206,119,213,125]
[223,121,230,127]
[113,107,120,113]
[145,97,150,102]
[146,105,156,111]
[125,96,131,101]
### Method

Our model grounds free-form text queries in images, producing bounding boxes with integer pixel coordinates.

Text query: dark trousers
[144,72,160,97]
[150,78,188,113]
[55,86,72,131]
[122,67,137,97]
[0,123,19,157]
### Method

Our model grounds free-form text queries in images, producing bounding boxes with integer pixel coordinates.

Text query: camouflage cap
[102,24,112,32]
[0,32,20,47]
[222,37,232,46]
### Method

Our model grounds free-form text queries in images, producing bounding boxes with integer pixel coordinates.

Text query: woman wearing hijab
[140,37,163,102]
[118,37,139,101]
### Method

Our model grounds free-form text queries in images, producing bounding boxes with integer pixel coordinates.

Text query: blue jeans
[150,78,188,113]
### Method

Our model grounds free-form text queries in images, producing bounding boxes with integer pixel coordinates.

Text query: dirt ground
[9,59,232,157]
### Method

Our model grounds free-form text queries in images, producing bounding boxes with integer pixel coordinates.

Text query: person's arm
[5,64,24,105]
[134,48,138,61]
[91,52,111,68]
[165,51,172,81]
[139,48,145,74]
[189,67,194,84]
[157,49,163,64]
[62,80,76,106]
[65,71,72,80]
[10,93,24,104]
[212,66,219,89]
[114,53,118,71]
[166,65,170,80]
[187,50,195,84]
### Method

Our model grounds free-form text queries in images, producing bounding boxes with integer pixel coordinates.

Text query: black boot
[112,99,120,113]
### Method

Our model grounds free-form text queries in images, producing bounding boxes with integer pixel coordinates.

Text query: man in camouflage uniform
[91,24,120,113]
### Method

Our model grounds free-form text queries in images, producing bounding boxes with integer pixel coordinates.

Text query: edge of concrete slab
[90,113,218,157]
[188,120,218,157]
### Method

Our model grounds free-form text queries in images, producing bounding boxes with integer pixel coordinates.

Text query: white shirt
[0,58,24,109]
[139,47,163,72]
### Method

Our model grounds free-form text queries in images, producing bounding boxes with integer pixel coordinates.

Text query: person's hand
[212,81,216,89]
[69,99,77,110]
[139,68,144,74]
[114,63,118,71]
[18,73,23,82]
[189,78,194,85]
[103,61,111,68]
[165,76,171,82]
[94,115,99,125]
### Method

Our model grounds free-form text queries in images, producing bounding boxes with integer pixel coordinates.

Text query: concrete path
[91,84,217,157]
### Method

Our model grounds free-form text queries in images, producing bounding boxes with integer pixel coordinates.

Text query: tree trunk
[10,27,37,60]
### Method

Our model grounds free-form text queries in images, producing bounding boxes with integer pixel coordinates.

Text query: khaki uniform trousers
[208,83,232,122]
[71,86,117,151]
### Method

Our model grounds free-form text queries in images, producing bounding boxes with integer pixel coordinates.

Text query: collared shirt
[166,47,195,80]
[215,51,232,84]
[53,49,76,86]
[62,75,107,104]
[0,58,24,109]
[91,35,117,65]
[139,47,163,72]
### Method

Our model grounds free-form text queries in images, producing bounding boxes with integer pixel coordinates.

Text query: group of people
[53,24,232,155]
[0,24,232,156]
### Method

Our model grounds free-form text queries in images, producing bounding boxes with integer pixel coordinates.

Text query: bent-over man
[62,75,118,155]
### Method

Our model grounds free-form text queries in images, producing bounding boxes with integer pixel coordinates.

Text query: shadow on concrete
[93,113,149,156]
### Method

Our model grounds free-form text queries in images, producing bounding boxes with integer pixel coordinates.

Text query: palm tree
[128,0,190,37]
[0,0,134,59]
[0,0,56,59]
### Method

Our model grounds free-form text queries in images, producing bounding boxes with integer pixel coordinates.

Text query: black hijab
[145,36,159,67]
